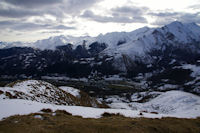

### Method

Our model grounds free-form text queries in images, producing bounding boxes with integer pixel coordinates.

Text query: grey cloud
[150,11,200,26]
[0,1,64,18]
[3,0,99,10]
[1,0,101,16]
[0,20,75,31]
[66,0,100,9]
[0,20,14,26]
[12,23,50,31]
[81,7,148,24]
[59,0,101,15]
[149,12,179,17]
[0,7,40,18]
[51,25,76,30]
[112,6,149,16]
[0,0,102,20]
[41,31,63,34]
[188,4,200,10]
[2,0,63,8]
[179,12,200,23]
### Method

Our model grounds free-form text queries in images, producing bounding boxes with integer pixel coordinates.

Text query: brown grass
[0,111,200,133]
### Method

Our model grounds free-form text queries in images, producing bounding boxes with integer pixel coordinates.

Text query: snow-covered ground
[0,99,171,120]
[0,80,200,120]
[106,91,200,118]
[59,86,80,97]
[132,91,200,118]
[0,80,75,105]
[0,90,200,120]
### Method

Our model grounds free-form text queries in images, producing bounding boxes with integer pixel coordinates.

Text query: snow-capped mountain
[0,21,200,94]
[0,27,152,50]
[103,21,200,58]
[0,41,31,49]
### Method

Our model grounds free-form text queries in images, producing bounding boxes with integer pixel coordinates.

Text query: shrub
[150,112,158,114]
[55,110,72,116]
[40,108,53,113]
[101,112,124,117]
[0,90,3,94]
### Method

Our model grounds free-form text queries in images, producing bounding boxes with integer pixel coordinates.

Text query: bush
[40,108,53,113]
[55,110,72,116]
[101,112,123,117]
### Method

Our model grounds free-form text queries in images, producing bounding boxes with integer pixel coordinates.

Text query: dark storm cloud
[81,5,149,23]
[150,11,200,25]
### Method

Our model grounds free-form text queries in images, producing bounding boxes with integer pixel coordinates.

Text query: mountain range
[0,21,200,94]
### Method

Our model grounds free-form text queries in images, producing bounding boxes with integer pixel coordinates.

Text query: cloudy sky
[0,0,200,42]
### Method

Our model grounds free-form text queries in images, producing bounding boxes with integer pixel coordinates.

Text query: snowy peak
[107,21,200,57]
[95,26,152,48]
[31,26,152,50]
[33,35,95,50]
[0,21,200,51]
[158,21,200,43]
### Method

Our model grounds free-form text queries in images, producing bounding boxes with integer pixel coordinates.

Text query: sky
[0,0,200,42]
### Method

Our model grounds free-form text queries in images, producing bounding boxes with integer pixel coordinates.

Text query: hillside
[107,90,200,118]
[0,80,104,107]
[0,80,200,119]
[0,80,200,133]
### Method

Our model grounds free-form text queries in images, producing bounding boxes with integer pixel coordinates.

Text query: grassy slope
[0,111,200,133]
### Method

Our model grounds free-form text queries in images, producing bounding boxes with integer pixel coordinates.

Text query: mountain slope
[0,80,104,107]
[107,90,200,118]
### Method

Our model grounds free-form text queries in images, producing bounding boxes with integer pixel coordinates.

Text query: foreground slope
[132,91,200,117]
[0,80,104,107]
[105,90,200,118]
[0,112,200,133]
[0,90,200,119]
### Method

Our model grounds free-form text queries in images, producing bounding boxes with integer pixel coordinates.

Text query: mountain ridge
[0,21,200,95]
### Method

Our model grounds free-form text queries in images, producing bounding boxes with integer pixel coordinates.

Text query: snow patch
[0,99,169,120]
[59,86,80,97]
